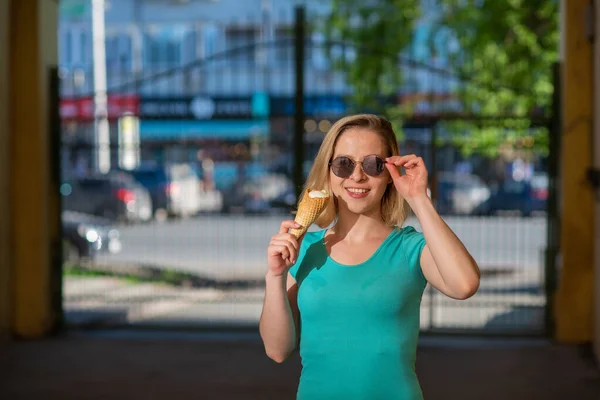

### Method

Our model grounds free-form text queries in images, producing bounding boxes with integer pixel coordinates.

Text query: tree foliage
[323,0,421,110]
[323,0,559,157]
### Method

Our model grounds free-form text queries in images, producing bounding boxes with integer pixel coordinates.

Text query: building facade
[58,0,344,97]
[58,0,453,182]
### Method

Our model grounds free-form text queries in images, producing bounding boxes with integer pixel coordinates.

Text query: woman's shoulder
[389,225,426,249]
[395,225,422,236]
[387,224,421,237]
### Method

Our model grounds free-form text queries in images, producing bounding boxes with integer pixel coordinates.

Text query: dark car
[62,211,122,264]
[61,171,153,223]
[485,173,548,216]
[124,166,170,220]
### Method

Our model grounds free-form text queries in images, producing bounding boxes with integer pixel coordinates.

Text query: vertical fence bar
[293,6,306,200]
[544,62,562,337]
[49,66,64,333]
[427,122,439,331]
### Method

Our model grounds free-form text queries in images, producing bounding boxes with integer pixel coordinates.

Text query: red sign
[60,94,139,121]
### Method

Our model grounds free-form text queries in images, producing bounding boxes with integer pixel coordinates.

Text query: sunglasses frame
[328,155,386,178]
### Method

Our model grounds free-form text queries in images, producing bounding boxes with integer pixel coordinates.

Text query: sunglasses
[329,155,386,178]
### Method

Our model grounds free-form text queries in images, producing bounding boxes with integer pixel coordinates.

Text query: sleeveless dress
[288,226,428,400]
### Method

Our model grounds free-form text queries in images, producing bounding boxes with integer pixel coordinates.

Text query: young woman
[259,114,480,399]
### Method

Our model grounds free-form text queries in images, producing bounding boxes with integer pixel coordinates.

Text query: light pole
[91,0,110,173]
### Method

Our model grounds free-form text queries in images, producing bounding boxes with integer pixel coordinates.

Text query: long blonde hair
[300,114,410,228]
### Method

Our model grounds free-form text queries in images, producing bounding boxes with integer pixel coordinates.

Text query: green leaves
[323,0,558,157]
[325,0,421,110]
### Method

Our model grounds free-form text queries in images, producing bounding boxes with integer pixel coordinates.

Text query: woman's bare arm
[413,197,480,300]
[259,272,300,363]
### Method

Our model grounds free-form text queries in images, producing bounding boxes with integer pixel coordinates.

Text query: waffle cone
[289,189,329,239]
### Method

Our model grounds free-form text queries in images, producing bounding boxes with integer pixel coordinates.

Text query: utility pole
[91,0,110,173]
[260,0,273,91]
[293,6,305,201]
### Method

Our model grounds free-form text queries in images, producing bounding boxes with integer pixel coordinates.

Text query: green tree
[323,0,421,113]
[323,0,559,157]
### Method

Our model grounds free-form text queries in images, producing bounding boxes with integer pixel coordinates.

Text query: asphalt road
[97,214,548,281]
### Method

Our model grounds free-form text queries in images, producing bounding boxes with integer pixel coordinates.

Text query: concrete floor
[1,331,599,400]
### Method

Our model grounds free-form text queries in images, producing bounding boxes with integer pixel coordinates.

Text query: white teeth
[347,188,369,194]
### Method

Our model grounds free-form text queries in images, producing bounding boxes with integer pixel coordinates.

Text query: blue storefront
[138,94,271,190]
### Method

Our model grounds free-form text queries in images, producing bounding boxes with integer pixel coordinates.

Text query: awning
[140,119,269,141]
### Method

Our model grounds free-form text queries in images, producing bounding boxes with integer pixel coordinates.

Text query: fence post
[544,61,561,337]
[427,123,439,331]
[293,6,306,200]
[429,123,438,203]
[49,66,64,334]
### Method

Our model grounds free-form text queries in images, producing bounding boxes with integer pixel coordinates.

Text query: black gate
[59,7,558,336]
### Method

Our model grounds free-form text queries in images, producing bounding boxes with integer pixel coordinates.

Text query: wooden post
[555,0,595,342]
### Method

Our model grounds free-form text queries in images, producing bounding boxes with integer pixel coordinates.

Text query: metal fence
[60,8,558,336]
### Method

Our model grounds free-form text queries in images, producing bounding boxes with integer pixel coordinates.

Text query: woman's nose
[350,162,367,182]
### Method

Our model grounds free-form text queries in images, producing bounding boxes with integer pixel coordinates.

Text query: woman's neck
[332,209,391,242]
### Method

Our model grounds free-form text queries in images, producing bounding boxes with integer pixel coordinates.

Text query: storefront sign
[140,94,269,120]
[60,94,139,121]
[269,95,348,117]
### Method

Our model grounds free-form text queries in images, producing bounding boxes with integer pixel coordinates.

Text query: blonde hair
[300,114,410,228]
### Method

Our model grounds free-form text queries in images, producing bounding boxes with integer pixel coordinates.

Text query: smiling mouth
[346,188,370,194]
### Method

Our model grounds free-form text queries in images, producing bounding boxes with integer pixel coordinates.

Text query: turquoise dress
[288,226,428,400]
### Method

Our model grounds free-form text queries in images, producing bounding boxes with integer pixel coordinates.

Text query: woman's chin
[345,201,379,216]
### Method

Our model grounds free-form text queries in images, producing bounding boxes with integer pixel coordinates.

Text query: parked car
[62,211,122,264]
[61,171,153,223]
[124,162,221,219]
[434,172,491,216]
[123,165,170,220]
[485,173,548,216]
[223,173,296,214]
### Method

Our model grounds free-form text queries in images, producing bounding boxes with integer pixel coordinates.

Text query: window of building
[225,27,258,65]
[106,33,133,71]
[273,25,313,67]
[63,30,73,65]
[80,31,89,66]
[143,26,191,68]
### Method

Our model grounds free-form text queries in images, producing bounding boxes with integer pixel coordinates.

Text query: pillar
[593,0,600,362]
[0,0,59,339]
[556,0,595,342]
[0,0,11,340]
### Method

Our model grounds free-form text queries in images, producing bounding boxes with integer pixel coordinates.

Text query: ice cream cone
[289,189,329,239]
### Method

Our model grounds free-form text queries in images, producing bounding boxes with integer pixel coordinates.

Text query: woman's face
[329,128,392,217]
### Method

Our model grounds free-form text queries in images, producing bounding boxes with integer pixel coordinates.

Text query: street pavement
[82,215,547,332]
[64,271,545,333]
[96,214,547,281]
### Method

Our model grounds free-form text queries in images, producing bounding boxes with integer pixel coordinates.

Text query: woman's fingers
[404,157,423,168]
[386,154,417,166]
[272,233,299,252]
[269,244,291,261]
[386,155,426,170]
[385,162,401,180]
[270,239,298,263]
[279,220,301,234]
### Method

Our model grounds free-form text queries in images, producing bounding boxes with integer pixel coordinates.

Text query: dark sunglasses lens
[331,157,354,178]
[363,156,385,176]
